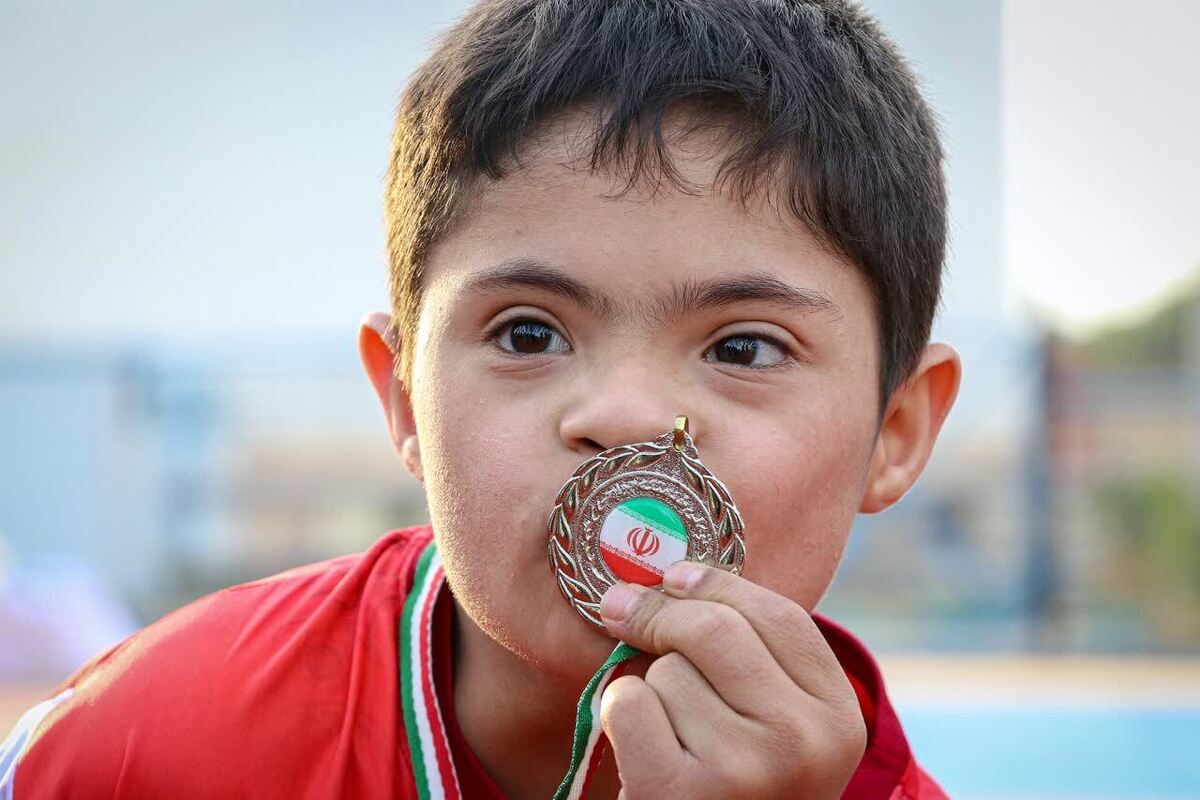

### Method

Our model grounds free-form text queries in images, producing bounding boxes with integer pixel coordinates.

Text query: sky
[1,0,1195,340]
[0,0,463,341]
[1002,0,1200,333]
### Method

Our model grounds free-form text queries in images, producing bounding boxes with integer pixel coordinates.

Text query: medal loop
[672,414,688,451]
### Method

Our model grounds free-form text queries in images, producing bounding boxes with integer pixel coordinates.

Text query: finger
[600,674,688,794]
[600,582,796,715]
[642,652,747,759]
[660,561,853,704]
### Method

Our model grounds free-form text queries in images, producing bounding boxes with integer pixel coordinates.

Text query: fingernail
[601,582,642,622]
[663,561,703,593]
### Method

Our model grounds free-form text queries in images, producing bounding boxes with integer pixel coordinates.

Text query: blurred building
[1038,281,1200,651]
[0,339,426,631]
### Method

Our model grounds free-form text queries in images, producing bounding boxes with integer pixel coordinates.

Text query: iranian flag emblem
[599,497,688,586]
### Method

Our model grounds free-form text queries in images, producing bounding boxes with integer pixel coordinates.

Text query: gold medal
[547,415,747,628]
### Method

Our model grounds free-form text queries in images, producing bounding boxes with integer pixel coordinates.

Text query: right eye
[489,317,572,356]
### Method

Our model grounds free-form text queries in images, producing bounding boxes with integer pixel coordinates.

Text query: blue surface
[899,706,1200,798]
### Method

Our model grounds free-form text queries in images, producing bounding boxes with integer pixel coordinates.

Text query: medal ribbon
[400,539,639,800]
[550,641,639,800]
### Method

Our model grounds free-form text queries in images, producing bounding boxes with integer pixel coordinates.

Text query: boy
[2,0,961,797]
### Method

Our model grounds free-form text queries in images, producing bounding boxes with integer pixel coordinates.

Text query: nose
[558,361,694,456]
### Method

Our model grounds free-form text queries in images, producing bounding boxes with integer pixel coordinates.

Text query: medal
[547,415,747,628]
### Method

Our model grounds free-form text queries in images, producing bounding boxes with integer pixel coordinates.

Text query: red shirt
[8,525,946,799]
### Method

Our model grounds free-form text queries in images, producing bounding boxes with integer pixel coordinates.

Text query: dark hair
[385,0,945,412]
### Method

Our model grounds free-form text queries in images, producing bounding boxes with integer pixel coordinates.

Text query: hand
[597,562,867,800]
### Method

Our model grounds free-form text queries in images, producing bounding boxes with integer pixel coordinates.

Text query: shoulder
[6,525,434,799]
[811,613,949,800]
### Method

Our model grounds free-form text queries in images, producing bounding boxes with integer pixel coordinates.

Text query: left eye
[705,334,791,368]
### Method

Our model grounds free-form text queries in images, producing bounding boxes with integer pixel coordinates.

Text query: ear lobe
[859,342,961,514]
[358,311,422,480]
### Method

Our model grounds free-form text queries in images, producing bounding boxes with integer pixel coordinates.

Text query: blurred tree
[1080,274,1198,368]
[1096,475,1200,646]
[1081,270,1200,647]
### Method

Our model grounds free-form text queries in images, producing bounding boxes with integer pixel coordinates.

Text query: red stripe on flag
[600,543,665,586]
[419,566,461,800]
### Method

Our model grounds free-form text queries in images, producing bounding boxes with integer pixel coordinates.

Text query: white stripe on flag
[600,507,688,575]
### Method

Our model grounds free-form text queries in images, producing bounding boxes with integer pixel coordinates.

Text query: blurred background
[2,0,1197,797]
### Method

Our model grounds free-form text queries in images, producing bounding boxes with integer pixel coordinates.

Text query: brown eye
[494,319,570,355]
[707,334,790,368]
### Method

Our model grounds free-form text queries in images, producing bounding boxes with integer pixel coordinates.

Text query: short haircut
[384,0,945,413]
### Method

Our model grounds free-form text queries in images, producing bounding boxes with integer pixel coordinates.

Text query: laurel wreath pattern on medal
[547,436,747,627]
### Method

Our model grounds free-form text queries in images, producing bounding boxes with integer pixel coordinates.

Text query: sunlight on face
[408,113,883,680]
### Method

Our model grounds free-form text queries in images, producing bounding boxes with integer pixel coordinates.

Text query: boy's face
[390,116,917,680]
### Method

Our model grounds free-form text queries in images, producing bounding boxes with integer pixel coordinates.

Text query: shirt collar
[430,577,916,798]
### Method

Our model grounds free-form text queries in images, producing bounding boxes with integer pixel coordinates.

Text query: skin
[360,113,961,799]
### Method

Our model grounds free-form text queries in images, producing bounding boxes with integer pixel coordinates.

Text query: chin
[441,518,624,682]
[499,587,621,683]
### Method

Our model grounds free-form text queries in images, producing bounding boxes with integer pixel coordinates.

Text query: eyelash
[706,332,795,370]
[486,317,572,356]
[485,316,796,370]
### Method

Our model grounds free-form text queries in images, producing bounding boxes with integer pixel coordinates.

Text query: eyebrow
[461,258,840,326]
[462,259,621,320]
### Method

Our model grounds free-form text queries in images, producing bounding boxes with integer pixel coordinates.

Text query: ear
[358,311,423,482]
[859,342,961,514]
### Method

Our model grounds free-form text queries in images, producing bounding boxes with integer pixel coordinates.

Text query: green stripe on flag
[620,497,686,541]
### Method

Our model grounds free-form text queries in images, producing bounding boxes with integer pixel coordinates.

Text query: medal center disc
[599,496,688,586]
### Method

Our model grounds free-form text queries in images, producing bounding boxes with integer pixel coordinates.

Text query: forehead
[422,108,874,335]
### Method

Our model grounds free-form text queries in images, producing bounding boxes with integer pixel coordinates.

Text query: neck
[451,600,624,800]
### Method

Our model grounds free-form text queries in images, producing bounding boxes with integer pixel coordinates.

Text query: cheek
[413,356,569,589]
[724,404,874,610]
[412,355,619,675]
[418,376,550,558]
